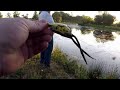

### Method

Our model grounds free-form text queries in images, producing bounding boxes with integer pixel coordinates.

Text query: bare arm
[0,17,53,76]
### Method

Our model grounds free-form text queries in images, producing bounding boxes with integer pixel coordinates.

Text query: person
[39,11,54,67]
[0,17,53,76]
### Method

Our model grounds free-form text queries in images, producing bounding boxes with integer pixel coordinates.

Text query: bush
[94,13,116,26]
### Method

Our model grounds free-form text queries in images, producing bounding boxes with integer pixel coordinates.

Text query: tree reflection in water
[115,31,120,35]
[80,26,93,35]
[93,30,115,43]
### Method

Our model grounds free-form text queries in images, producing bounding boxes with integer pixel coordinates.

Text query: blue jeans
[40,37,53,66]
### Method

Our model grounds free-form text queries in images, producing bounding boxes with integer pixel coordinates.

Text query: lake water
[53,25,120,73]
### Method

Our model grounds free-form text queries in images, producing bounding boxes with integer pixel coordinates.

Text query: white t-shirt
[39,11,54,24]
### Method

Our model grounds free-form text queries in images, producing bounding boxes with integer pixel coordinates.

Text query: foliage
[0,47,119,79]
[52,12,62,23]
[78,15,94,25]
[52,12,94,25]
[13,11,20,18]
[114,22,120,27]
[32,11,38,20]
[94,15,103,24]
[94,12,116,25]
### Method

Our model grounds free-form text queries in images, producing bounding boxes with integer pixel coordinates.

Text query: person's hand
[0,17,53,76]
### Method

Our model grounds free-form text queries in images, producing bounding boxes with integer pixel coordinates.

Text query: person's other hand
[0,17,53,75]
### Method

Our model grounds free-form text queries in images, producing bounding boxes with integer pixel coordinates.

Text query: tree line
[0,11,39,20]
[0,11,120,27]
[52,11,120,26]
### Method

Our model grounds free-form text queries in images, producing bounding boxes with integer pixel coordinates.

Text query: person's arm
[0,17,53,75]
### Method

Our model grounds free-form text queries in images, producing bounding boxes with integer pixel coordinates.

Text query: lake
[53,25,120,73]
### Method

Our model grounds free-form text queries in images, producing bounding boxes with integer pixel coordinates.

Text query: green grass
[87,64,120,79]
[52,47,88,79]
[0,46,119,79]
[86,24,120,32]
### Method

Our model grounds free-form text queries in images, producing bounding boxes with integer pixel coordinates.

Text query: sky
[1,11,120,23]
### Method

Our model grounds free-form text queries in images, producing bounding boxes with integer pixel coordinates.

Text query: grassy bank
[86,24,120,32]
[0,47,119,79]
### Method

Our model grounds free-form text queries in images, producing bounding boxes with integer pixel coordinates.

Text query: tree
[60,12,71,22]
[13,11,20,18]
[78,15,94,25]
[6,12,12,18]
[52,12,62,23]
[94,15,103,24]
[102,13,116,25]
[114,22,120,27]
[74,16,82,23]
[94,12,116,25]
[32,11,38,20]
[0,12,3,18]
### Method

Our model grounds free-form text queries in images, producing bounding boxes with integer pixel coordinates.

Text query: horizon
[1,11,120,23]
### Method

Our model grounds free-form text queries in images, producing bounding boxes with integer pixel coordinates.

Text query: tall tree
[32,11,38,20]
[102,13,116,25]
[52,12,62,23]
[13,11,20,18]
[78,15,93,25]
[94,13,116,25]
[94,15,103,24]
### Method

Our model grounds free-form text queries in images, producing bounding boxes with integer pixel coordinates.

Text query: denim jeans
[40,37,53,66]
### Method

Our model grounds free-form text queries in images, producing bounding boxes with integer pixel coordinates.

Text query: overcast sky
[1,11,120,23]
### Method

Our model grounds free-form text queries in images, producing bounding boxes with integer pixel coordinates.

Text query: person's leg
[40,51,45,64]
[44,37,53,67]
[40,37,53,67]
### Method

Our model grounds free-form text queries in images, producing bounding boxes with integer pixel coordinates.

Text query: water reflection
[80,27,93,35]
[53,25,120,72]
[93,30,115,43]
[115,31,120,35]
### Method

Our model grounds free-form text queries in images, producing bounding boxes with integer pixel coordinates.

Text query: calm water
[53,25,120,72]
